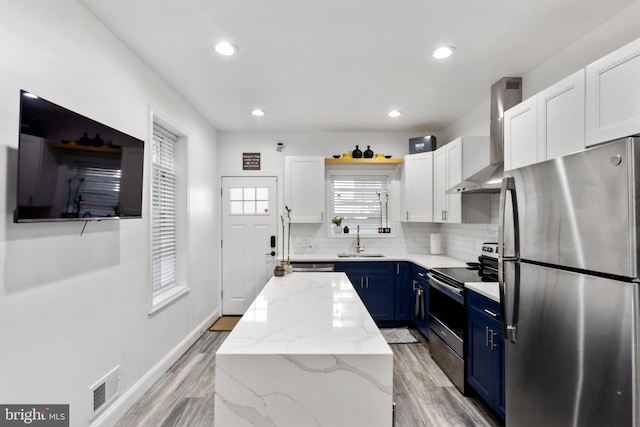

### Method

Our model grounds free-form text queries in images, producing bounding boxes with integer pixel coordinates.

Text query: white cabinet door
[402,152,433,222]
[432,148,447,223]
[504,96,538,171]
[586,36,640,147]
[538,70,585,160]
[445,139,462,223]
[284,156,325,223]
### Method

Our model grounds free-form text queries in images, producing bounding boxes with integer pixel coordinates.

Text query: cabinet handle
[396,263,400,275]
[489,329,497,350]
[321,211,324,222]
[484,309,498,318]
[406,211,409,221]
[412,280,417,291]
[418,272,425,277]
[360,277,364,289]
[366,277,369,288]
[485,326,489,347]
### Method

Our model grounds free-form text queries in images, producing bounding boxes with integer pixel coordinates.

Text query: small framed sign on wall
[243,152,261,170]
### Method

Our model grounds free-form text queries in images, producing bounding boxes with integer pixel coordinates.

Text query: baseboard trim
[90,309,219,427]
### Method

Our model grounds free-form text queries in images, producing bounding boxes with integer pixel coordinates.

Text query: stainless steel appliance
[499,136,640,426]
[290,262,335,272]
[428,255,496,393]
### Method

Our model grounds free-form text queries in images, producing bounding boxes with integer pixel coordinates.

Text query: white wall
[0,2,219,426]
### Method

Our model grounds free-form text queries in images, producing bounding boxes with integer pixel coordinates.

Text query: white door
[222,176,278,315]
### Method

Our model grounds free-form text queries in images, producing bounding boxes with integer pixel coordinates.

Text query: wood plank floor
[115,329,502,427]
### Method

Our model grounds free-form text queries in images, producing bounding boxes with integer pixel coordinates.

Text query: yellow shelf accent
[47,142,123,154]
[324,157,403,165]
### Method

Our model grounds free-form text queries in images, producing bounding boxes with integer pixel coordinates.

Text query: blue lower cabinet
[336,262,395,321]
[411,265,430,339]
[466,290,505,421]
[394,262,411,320]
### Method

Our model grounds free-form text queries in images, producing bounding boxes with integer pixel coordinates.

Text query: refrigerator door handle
[500,260,521,343]
[498,176,519,259]
[499,176,520,343]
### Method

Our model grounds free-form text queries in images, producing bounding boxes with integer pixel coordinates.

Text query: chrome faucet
[356,225,365,253]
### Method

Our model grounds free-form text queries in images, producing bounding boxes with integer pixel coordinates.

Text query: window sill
[150,284,189,316]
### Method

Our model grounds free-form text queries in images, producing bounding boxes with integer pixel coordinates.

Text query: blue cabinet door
[335,262,395,321]
[467,308,496,403]
[366,274,395,321]
[496,328,506,420]
[394,262,411,320]
[466,290,506,421]
[411,264,430,338]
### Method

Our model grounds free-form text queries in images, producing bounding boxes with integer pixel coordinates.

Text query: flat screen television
[15,90,145,222]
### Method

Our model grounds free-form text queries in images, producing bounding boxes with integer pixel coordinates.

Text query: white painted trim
[148,108,192,315]
[149,284,189,316]
[89,309,220,427]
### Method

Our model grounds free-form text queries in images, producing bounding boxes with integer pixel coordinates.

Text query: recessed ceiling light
[215,41,238,56]
[388,110,402,118]
[432,46,455,59]
[251,109,265,117]
[23,92,39,99]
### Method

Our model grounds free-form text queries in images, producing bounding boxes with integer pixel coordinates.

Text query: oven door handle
[427,273,464,304]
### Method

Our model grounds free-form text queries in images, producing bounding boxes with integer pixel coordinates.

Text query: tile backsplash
[289,222,441,255]
[289,194,500,261]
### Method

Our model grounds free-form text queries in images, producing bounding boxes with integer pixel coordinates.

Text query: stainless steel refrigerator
[499,136,639,426]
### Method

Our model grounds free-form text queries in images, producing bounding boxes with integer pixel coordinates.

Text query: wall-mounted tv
[15,90,145,223]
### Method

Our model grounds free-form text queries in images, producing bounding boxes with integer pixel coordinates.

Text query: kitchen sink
[337,253,385,258]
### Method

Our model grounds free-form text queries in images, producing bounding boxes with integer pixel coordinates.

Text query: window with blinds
[151,124,178,295]
[330,175,390,234]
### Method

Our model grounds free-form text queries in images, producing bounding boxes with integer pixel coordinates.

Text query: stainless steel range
[427,243,498,393]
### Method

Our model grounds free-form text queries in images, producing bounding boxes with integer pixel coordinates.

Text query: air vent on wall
[506,81,521,90]
[90,366,120,418]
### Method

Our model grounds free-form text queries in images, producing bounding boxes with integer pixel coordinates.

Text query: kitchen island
[214,272,393,427]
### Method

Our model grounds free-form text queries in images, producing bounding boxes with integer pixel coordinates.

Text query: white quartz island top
[214,272,393,427]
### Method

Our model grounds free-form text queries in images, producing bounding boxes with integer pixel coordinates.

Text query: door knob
[266,251,276,256]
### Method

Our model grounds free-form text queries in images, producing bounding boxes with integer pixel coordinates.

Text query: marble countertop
[465,282,500,302]
[217,272,392,356]
[287,253,468,270]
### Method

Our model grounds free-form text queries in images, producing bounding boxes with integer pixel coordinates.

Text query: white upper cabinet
[504,96,538,171]
[401,152,433,222]
[586,36,640,147]
[284,156,325,223]
[537,69,585,159]
[433,138,462,223]
[444,139,462,223]
[433,137,490,224]
[433,147,447,223]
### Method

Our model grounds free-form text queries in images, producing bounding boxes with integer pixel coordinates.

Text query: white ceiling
[80,0,634,132]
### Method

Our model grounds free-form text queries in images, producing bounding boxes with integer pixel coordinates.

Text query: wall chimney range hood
[448,77,522,193]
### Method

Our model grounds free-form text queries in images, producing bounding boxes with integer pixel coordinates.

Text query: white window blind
[330,175,390,234]
[152,124,178,294]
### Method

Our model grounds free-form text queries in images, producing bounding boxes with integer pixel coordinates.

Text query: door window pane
[230,201,243,214]
[230,186,270,215]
